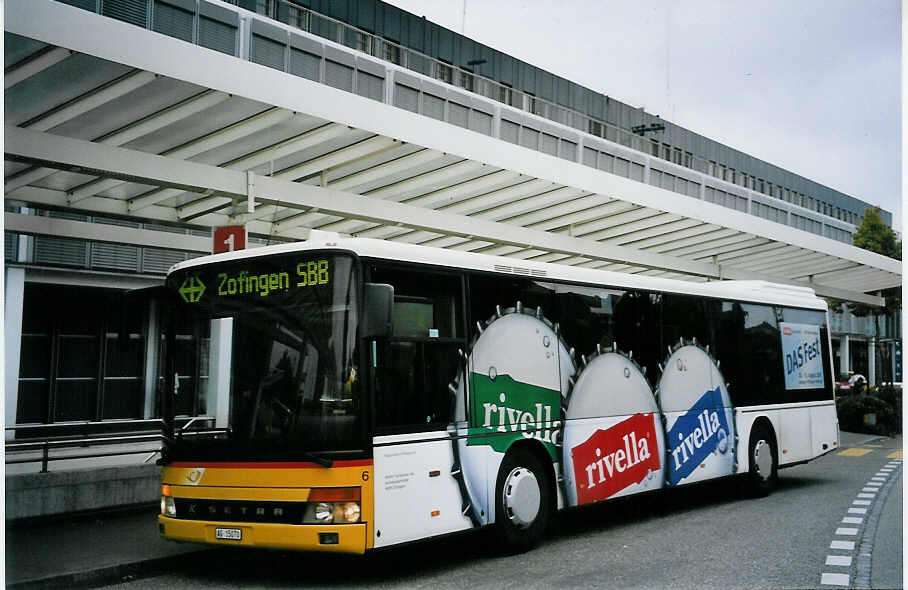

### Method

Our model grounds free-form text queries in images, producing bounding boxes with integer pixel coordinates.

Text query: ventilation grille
[199,16,236,56]
[102,0,147,28]
[493,264,547,277]
[153,2,193,42]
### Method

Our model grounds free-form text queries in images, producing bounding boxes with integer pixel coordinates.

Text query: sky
[383,0,902,230]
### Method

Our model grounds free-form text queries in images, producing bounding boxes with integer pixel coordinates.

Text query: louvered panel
[325,60,353,92]
[356,71,384,101]
[251,34,285,70]
[59,0,98,11]
[141,248,187,274]
[102,0,148,28]
[199,16,236,56]
[289,48,320,81]
[5,233,19,261]
[152,1,193,42]
[34,236,88,267]
[91,242,139,271]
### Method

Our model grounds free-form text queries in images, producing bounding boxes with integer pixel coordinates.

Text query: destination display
[174,258,331,304]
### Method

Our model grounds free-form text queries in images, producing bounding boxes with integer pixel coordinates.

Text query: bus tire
[493,447,552,553]
[746,423,777,497]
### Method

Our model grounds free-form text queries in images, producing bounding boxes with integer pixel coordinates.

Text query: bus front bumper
[158,515,367,554]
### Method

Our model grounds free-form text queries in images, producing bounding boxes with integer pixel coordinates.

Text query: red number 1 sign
[213,225,246,254]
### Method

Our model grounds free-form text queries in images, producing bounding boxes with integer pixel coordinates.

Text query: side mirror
[362,283,393,338]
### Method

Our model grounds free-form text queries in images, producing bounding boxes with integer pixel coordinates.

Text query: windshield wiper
[303,451,333,467]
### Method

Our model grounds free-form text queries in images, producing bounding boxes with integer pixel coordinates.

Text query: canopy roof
[5,0,900,306]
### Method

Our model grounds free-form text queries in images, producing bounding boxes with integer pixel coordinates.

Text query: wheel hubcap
[753,439,772,480]
[503,467,541,528]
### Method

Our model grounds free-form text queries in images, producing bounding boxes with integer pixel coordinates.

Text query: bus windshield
[163,252,361,460]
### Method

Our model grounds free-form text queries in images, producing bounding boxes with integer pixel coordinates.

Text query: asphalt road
[102,436,902,590]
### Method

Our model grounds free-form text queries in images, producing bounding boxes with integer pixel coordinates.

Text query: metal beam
[5,126,726,277]
[6,74,211,195]
[5,46,72,89]
[5,212,211,252]
[28,70,157,132]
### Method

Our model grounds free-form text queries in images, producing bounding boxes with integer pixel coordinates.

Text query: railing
[5,417,224,473]
[251,0,861,234]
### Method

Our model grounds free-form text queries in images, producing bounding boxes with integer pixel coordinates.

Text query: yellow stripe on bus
[837,448,873,457]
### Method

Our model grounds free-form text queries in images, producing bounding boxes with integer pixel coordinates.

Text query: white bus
[156,234,839,554]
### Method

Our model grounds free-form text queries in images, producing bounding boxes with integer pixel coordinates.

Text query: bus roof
[170,233,828,311]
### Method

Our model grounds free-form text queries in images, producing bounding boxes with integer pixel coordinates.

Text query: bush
[836,393,900,436]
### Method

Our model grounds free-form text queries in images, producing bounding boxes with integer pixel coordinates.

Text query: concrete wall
[5,464,161,521]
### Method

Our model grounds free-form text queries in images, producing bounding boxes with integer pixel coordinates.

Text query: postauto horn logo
[179,276,206,303]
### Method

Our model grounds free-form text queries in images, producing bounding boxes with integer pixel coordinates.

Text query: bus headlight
[303,488,362,523]
[314,502,334,522]
[303,501,361,523]
[161,485,176,517]
[341,501,361,523]
[161,496,176,517]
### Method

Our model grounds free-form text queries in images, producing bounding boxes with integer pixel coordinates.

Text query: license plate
[215,527,242,541]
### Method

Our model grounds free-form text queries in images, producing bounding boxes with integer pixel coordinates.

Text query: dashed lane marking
[842,517,863,525]
[838,448,873,457]
[830,540,855,550]
[835,527,858,536]
[848,507,867,515]
[820,572,850,586]
[825,555,852,567]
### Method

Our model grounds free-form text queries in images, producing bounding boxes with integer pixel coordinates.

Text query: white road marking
[825,555,853,567]
[862,487,878,492]
[835,527,858,536]
[853,500,872,506]
[866,481,882,487]
[830,540,855,550]
[858,493,876,499]
[842,517,863,524]
[820,572,850,586]
[848,507,867,515]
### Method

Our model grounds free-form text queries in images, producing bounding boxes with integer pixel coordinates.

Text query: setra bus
[156,233,839,553]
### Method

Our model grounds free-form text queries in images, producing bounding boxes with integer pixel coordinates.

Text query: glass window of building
[17,285,147,424]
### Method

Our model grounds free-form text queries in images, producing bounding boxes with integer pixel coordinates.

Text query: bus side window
[370,265,465,433]
[714,302,785,406]
[612,291,662,384]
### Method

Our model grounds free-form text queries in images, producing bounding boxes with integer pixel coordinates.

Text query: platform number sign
[213,225,246,254]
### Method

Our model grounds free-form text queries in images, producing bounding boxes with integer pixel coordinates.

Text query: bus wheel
[494,447,551,553]
[746,424,777,497]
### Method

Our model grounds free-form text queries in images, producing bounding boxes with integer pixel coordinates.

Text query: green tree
[853,207,901,260]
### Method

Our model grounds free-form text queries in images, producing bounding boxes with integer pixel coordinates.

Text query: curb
[7,549,214,590]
